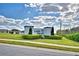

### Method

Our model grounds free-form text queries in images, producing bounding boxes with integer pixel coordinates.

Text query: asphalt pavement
[0,43,79,56]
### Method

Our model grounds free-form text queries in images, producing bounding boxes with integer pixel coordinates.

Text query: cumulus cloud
[0,15,7,23]
[24,3,45,12]
[28,3,37,7]
[38,3,79,21]
[30,16,57,28]
[1,3,79,32]
[42,3,60,12]
[24,3,79,18]
[39,3,70,13]
[24,4,30,7]
[0,15,24,30]
[57,3,70,12]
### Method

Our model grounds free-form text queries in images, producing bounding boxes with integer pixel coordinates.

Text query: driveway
[0,43,79,56]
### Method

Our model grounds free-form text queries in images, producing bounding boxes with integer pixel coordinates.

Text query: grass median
[31,38,79,47]
[0,39,79,52]
[0,33,79,52]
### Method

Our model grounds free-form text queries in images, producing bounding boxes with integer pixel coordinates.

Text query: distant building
[33,28,43,34]
[9,29,20,34]
[0,25,10,33]
[24,26,54,35]
[0,24,54,35]
[0,24,23,34]
[24,26,34,34]
[43,27,53,35]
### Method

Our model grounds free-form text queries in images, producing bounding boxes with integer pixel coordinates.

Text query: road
[0,43,79,56]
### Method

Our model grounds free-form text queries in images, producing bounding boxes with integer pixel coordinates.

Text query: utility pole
[59,7,63,35]
[59,17,62,34]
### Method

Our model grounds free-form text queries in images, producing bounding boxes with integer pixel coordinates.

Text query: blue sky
[0,3,60,19]
[0,3,34,19]
[0,3,62,32]
[0,3,79,33]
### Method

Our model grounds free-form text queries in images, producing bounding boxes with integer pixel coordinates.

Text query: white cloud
[29,3,37,7]
[0,15,6,23]
[1,3,79,32]
[24,3,79,32]
[0,15,24,30]
[24,4,30,7]
[24,3,45,12]
[30,16,57,28]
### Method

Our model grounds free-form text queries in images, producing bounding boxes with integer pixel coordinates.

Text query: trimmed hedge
[0,33,62,40]
[22,34,42,40]
[44,35,62,40]
[22,34,62,40]
[63,33,79,42]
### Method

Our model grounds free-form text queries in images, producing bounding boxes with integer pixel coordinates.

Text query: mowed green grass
[0,33,22,40]
[0,39,79,52]
[0,33,79,47]
[31,38,79,47]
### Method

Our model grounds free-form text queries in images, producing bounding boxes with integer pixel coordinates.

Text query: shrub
[28,27,32,34]
[51,27,54,35]
[64,33,79,42]
[44,35,62,40]
[22,34,42,40]
[22,34,62,40]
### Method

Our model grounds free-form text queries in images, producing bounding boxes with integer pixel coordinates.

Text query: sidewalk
[0,39,79,49]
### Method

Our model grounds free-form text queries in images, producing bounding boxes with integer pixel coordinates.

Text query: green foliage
[51,27,54,35]
[44,35,62,40]
[22,34,42,40]
[22,35,62,40]
[0,33,22,40]
[28,27,32,34]
[0,33,62,40]
[63,33,79,42]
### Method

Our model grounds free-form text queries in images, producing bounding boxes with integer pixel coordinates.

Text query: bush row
[44,35,62,40]
[63,33,79,42]
[22,34,42,40]
[22,34,62,40]
[0,33,62,40]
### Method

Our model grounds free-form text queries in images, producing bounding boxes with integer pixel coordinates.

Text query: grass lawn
[0,39,79,52]
[30,38,79,47]
[0,33,22,40]
[0,33,79,47]
[0,33,79,52]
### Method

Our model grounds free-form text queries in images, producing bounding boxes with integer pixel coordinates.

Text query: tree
[51,27,54,35]
[29,27,32,34]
